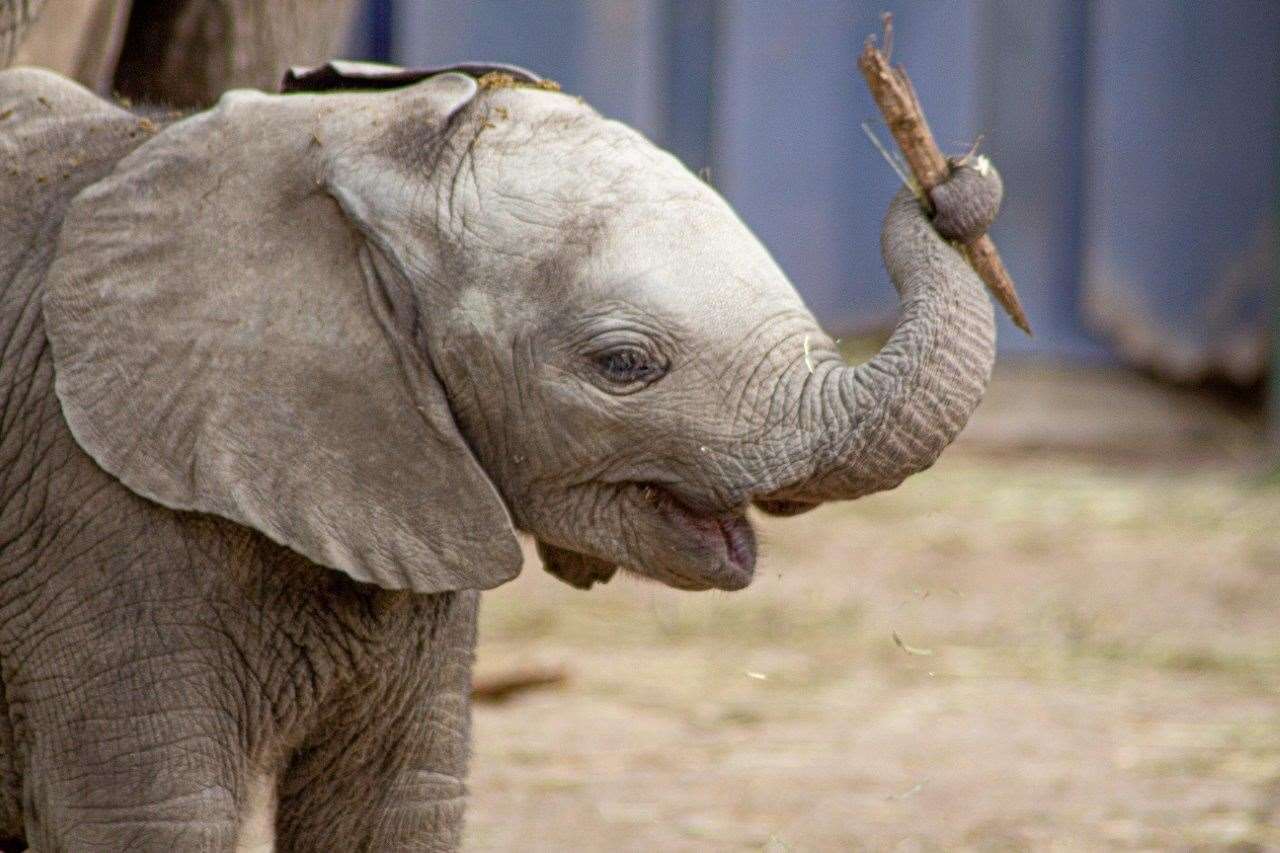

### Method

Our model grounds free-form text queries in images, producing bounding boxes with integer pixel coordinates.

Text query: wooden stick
[471,663,568,703]
[857,13,1032,335]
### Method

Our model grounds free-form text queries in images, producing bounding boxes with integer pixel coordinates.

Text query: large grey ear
[42,73,524,593]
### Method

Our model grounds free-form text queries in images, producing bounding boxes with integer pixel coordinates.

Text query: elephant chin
[536,540,619,590]
[535,483,757,593]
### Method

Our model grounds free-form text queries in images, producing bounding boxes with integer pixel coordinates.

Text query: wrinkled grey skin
[0,64,999,851]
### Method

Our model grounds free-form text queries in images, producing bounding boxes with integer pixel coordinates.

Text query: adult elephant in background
[0,0,41,68]
[0,59,1000,850]
[1,0,355,105]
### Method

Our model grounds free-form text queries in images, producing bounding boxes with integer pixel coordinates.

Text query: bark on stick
[858,13,1031,335]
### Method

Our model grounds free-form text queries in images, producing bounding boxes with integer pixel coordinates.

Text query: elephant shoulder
[0,68,156,334]
[0,70,157,549]
[0,66,111,114]
[0,67,148,228]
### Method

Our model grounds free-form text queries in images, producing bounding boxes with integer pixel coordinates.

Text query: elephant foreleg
[14,646,259,851]
[22,751,242,852]
[276,593,479,852]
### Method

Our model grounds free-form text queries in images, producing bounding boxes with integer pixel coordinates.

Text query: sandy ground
[465,366,1279,851]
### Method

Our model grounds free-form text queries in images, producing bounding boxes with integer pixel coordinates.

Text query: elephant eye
[594,345,665,391]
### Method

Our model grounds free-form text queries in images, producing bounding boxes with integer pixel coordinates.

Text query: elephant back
[0,69,147,302]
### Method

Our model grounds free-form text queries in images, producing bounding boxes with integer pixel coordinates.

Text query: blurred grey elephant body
[2,0,355,105]
[0,62,998,851]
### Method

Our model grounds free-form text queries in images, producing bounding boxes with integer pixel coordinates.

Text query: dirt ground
[464,365,1280,851]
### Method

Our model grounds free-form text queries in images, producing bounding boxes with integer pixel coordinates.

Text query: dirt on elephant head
[477,71,561,93]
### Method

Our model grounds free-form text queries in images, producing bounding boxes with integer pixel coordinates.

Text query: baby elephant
[0,61,1001,851]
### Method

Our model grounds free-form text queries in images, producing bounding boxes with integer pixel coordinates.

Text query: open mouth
[753,497,821,517]
[641,485,756,591]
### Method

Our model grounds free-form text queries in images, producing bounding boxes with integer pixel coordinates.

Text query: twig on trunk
[857,12,1031,335]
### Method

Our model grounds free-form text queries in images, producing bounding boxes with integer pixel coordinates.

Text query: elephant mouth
[753,497,822,517]
[639,485,756,591]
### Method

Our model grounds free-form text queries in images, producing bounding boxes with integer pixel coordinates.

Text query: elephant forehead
[468,92,690,201]
[573,213,815,355]
[598,202,798,298]
[453,89,811,329]
[447,122,713,272]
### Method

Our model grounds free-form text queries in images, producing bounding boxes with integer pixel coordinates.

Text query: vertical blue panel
[387,0,663,137]
[713,1,979,336]
[347,0,393,60]
[657,0,717,172]
[345,0,1278,374]
[975,0,1100,358]
[1082,1,1280,382]
[1274,162,1280,450]
[578,2,663,138]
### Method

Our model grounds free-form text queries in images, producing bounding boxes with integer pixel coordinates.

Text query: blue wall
[349,1,1279,379]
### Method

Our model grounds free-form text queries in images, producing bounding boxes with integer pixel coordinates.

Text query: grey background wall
[350,1,1279,383]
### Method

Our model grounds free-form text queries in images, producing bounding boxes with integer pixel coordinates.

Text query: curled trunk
[770,182,997,503]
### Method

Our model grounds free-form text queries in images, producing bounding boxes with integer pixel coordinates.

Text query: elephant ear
[42,73,525,593]
[280,58,545,92]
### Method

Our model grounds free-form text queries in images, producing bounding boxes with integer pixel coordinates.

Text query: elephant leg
[21,747,241,845]
[0,673,19,847]
[276,685,473,852]
[278,751,468,853]
[276,593,479,852]
[12,638,261,852]
[21,727,247,852]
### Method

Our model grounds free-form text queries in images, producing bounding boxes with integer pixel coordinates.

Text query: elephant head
[42,68,998,596]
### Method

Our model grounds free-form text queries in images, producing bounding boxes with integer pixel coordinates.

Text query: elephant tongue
[535,540,618,590]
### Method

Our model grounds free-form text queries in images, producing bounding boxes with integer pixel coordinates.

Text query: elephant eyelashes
[593,345,666,392]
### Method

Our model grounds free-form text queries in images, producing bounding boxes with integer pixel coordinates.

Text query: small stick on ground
[471,663,569,703]
[858,12,1031,335]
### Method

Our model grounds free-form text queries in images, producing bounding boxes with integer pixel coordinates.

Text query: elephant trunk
[764,166,999,505]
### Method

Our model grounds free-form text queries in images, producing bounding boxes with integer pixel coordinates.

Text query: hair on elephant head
[42,64,999,596]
